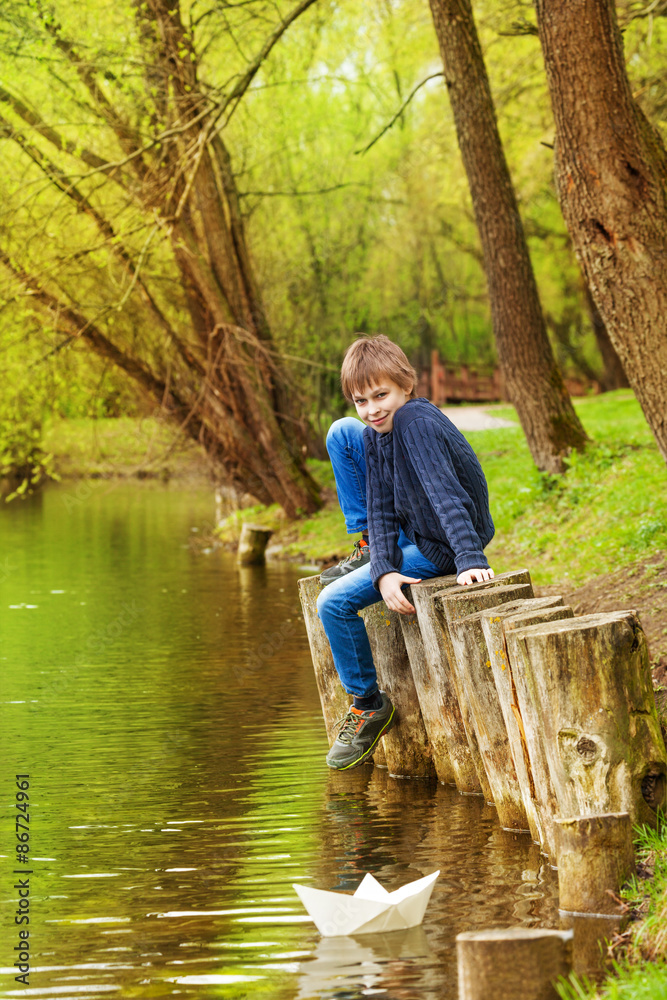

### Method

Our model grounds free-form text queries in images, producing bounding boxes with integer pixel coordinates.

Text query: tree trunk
[439,584,534,824]
[457,928,573,1000]
[428,0,588,473]
[583,286,629,392]
[535,0,667,461]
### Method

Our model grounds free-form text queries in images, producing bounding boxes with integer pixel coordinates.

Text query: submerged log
[410,569,532,794]
[559,913,621,983]
[237,523,273,565]
[481,600,573,850]
[555,813,636,916]
[506,612,667,828]
[441,586,534,823]
[361,602,435,778]
[457,927,573,1000]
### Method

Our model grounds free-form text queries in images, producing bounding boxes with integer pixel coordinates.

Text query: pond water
[0,481,559,1000]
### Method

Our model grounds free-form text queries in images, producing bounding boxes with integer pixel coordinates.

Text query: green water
[0,481,558,999]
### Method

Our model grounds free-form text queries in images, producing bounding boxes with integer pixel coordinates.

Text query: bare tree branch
[355,73,445,155]
[0,84,116,177]
[210,0,321,130]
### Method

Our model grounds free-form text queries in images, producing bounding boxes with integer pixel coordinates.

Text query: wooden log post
[555,813,636,916]
[297,575,352,746]
[480,600,574,851]
[400,574,458,785]
[506,612,667,828]
[360,603,435,778]
[457,927,573,1000]
[409,570,533,794]
[559,913,620,983]
[439,586,534,824]
[237,523,273,565]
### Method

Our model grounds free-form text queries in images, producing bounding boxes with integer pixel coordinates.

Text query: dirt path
[441,405,517,431]
[537,554,667,673]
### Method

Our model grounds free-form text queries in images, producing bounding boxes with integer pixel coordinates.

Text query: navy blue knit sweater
[363,397,494,588]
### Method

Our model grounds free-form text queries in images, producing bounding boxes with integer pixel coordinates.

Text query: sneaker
[320,538,370,587]
[326,693,395,770]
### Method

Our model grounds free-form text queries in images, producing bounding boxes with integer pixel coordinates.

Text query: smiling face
[352,380,411,433]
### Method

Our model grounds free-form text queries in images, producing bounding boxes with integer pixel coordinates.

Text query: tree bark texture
[440,585,534,824]
[410,576,478,790]
[398,587,458,785]
[428,0,588,473]
[506,612,667,829]
[481,599,573,850]
[535,0,667,462]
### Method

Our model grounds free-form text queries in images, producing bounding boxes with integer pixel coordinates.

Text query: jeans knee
[326,417,364,456]
[316,586,333,623]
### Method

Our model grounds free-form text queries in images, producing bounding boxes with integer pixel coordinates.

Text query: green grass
[473,391,667,586]
[44,416,209,479]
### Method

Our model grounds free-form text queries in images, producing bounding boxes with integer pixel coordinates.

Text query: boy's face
[352,380,410,433]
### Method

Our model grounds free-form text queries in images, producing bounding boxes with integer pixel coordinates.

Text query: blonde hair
[340,335,418,401]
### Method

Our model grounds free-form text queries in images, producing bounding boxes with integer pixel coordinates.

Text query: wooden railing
[421,350,598,404]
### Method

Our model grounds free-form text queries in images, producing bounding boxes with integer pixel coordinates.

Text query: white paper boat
[292,870,439,937]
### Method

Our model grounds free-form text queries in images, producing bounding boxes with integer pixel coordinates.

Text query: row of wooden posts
[298,568,667,998]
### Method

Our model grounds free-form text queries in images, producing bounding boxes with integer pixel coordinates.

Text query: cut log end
[237,523,274,565]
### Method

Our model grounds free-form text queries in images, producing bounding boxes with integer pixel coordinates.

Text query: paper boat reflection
[293,870,439,937]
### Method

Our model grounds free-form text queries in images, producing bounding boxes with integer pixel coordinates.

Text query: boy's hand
[378,572,422,615]
[457,567,495,586]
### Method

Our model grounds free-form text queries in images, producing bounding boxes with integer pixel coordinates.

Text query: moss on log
[506,612,667,829]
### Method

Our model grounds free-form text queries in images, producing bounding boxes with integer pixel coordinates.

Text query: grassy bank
[44,415,211,481]
[557,821,667,1000]
[217,390,667,585]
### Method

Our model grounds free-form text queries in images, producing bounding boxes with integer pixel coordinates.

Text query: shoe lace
[338,539,365,568]
[334,709,360,745]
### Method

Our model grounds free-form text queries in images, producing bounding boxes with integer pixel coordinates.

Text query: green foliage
[1,0,664,441]
[0,298,145,497]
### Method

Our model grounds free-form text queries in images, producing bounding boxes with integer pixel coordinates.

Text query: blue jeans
[317,418,446,697]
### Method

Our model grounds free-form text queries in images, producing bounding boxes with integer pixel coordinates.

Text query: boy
[317,334,495,770]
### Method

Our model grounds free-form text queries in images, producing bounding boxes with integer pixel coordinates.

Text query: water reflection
[0,482,558,1000]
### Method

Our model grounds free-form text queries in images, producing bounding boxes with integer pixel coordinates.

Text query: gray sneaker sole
[326,706,395,770]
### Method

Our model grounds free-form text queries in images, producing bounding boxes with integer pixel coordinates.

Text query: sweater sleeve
[402,417,490,575]
[365,436,403,590]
